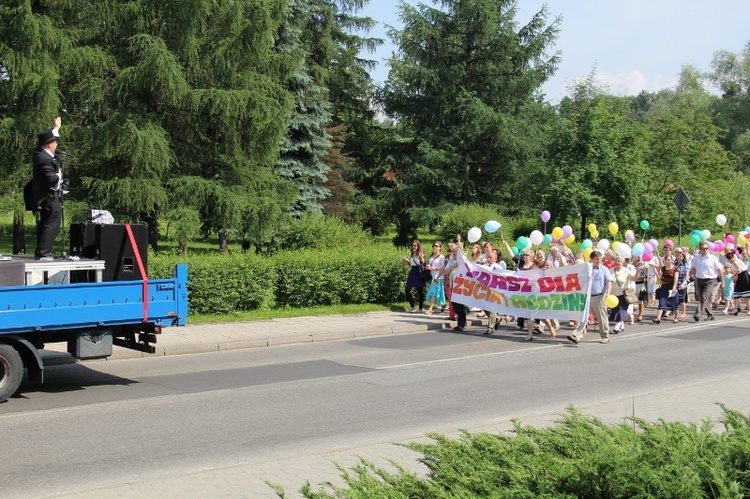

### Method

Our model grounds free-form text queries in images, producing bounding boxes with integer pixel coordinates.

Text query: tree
[379,0,560,239]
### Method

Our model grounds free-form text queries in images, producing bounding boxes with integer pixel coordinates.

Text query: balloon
[625,230,635,242]
[702,230,711,240]
[551,227,563,240]
[643,242,653,255]
[642,253,653,262]
[587,223,597,234]
[745,226,750,233]
[738,235,747,246]
[565,234,575,244]
[541,210,551,223]
[616,244,631,259]
[632,243,645,257]
[591,229,599,239]
[663,239,674,248]
[708,242,716,252]
[605,295,619,308]
[608,222,619,235]
[544,234,552,245]
[690,234,701,245]
[640,220,650,231]
[484,220,501,233]
[562,225,573,239]
[581,239,593,250]
[716,214,727,226]
[714,241,725,252]
[725,234,735,244]
[583,248,593,260]
[468,227,482,243]
[516,236,529,250]
[530,230,544,246]
[648,239,658,249]
[597,239,610,251]
[612,241,619,250]
[511,246,519,256]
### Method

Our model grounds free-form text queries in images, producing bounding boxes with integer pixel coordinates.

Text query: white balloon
[702,229,711,240]
[597,238,610,251]
[615,243,632,259]
[467,227,482,243]
[529,230,544,246]
[716,214,727,226]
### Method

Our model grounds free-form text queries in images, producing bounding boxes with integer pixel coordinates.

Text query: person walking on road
[689,242,724,322]
[402,240,426,313]
[567,250,613,345]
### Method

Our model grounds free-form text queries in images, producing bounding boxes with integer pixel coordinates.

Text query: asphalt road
[2,319,749,497]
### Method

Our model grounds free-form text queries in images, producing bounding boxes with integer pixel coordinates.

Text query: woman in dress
[402,239,426,313]
[727,250,750,315]
[652,254,680,324]
[609,256,635,333]
[674,248,690,319]
[424,242,446,315]
[632,255,648,321]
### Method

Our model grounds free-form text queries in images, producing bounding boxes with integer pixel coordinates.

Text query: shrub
[276,213,375,251]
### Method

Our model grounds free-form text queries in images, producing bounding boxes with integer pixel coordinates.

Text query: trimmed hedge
[148,247,407,315]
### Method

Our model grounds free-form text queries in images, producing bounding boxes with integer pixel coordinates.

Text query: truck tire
[0,344,23,403]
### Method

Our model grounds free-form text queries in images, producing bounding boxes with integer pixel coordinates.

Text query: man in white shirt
[689,242,724,321]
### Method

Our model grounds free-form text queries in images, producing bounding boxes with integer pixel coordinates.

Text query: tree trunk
[219,231,228,252]
[12,212,26,255]
[145,214,159,252]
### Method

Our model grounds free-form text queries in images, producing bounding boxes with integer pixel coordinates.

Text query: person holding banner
[567,250,613,345]
[446,243,469,331]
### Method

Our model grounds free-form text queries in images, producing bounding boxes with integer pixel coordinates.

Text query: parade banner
[451,252,593,323]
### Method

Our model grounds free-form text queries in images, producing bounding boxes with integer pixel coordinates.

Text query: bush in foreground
[292,405,750,498]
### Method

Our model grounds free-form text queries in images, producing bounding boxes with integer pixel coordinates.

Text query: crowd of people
[402,234,750,345]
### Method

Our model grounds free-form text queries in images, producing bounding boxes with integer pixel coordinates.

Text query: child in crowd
[723,264,735,314]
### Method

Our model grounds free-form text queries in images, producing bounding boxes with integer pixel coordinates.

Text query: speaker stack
[69,223,148,282]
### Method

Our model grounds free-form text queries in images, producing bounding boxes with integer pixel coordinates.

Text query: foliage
[148,244,404,314]
[296,406,750,498]
[276,212,375,251]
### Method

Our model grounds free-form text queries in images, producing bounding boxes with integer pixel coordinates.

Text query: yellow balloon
[605,295,619,308]
[587,223,597,234]
[551,227,563,240]
[565,234,575,244]
[583,248,593,260]
[591,230,599,239]
[738,235,748,246]
[608,222,619,235]
[612,241,619,250]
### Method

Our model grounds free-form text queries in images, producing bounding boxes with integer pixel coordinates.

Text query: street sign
[674,188,690,213]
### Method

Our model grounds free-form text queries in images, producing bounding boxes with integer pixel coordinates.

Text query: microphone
[57,150,75,158]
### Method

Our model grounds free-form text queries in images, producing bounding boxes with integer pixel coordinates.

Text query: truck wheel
[0,344,23,403]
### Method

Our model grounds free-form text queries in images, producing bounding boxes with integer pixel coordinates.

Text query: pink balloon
[715,241,725,252]
[562,225,573,238]
[541,210,551,223]
[663,239,674,248]
[726,234,736,244]
[642,253,653,262]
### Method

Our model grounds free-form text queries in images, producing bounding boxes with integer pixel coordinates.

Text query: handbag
[623,287,638,304]
[419,264,432,284]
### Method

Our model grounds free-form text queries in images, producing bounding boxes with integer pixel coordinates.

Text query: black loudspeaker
[0,261,26,286]
[96,224,148,282]
[70,223,98,258]
[68,223,148,282]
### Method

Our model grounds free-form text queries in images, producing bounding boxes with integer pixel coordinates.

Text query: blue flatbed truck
[0,263,188,402]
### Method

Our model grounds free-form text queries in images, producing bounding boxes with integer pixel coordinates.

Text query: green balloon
[640,220,650,230]
[511,246,519,256]
[690,233,701,245]
[516,236,529,250]
[544,234,552,245]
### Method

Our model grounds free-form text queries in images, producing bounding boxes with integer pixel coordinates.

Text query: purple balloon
[648,238,658,249]
[562,225,573,239]
[625,232,635,242]
[541,210,551,223]
[708,242,716,252]
[643,242,653,254]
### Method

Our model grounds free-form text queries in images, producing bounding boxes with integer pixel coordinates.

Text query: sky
[359,0,750,103]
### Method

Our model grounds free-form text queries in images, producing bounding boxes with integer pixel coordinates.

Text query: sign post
[673,189,690,245]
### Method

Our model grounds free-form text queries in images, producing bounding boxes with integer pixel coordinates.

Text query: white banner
[451,252,593,323]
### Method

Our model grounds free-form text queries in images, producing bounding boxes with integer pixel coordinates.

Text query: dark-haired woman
[402,240,426,312]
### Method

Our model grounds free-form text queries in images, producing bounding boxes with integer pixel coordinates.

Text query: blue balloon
[632,242,645,257]
[484,220,501,233]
